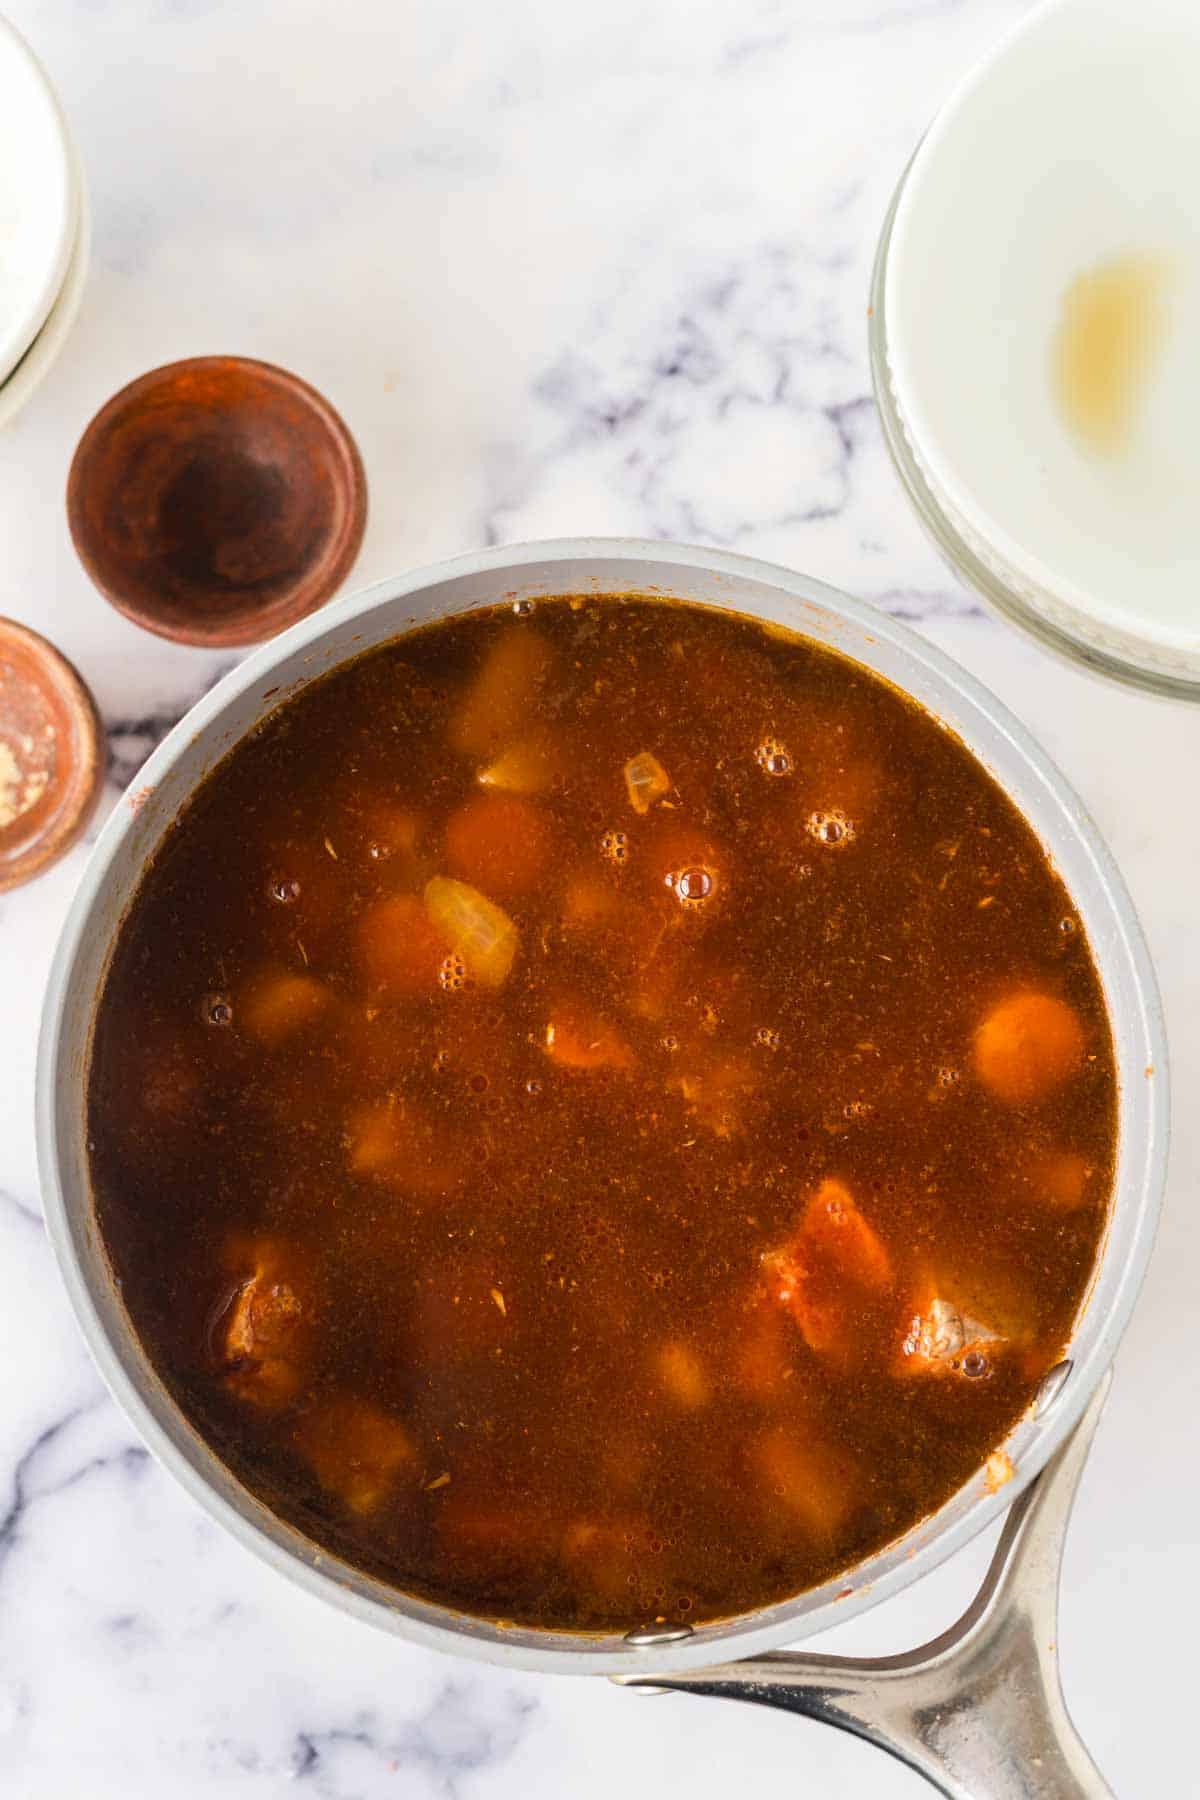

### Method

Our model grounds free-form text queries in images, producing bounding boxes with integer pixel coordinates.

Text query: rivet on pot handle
[614,1371,1114,1800]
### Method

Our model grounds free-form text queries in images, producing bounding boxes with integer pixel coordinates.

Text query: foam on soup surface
[87,596,1116,1631]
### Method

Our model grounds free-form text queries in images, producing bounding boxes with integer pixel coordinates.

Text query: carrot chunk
[295,1393,415,1515]
[544,1002,635,1073]
[424,876,518,987]
[357,894,449,999]
[1029,1149,1094,1211]
[624,750,672,814]
[444,793,549,897]
[449,627,555,756]
[240,970,330,1043]
[973,991,1084,1104]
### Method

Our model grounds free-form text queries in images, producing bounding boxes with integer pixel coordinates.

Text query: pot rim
[36,535,1169,1676]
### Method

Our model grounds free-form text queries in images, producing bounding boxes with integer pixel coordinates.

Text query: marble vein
[289,1686,538,1798]
[0,1402,147,1578]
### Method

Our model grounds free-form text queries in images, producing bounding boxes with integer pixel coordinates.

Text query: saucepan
[37,539,1167,1798]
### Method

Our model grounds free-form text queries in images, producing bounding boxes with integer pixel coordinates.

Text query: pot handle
[614,1371,1114,1800]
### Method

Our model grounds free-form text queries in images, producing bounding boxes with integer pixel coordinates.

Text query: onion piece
[424,875,518,987]
[623,750,671,814]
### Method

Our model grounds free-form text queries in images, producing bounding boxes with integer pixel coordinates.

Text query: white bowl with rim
[0,14,79,390]
[0,140,89,432]
[871,0,1200,701]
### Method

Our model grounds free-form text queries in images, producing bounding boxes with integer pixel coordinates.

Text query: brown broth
[87,596,1116,1632]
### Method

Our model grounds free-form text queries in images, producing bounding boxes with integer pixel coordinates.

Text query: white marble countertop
[1,1,1196,1794]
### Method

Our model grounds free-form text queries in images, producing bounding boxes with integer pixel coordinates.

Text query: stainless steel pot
[37,541,1167,1790]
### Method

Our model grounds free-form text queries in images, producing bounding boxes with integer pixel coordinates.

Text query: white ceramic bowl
[0,133,88,432]
[0,15,78,388]
[871,0,1200,700]
[37,541,1167,1675]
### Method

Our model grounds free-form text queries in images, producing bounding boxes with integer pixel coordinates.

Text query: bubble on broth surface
[807,810,854,847]
[755,739,792,777]
[201,992,233,1027]
[439,954,470,992]
[269,876,300,904]
[669,866,715,906]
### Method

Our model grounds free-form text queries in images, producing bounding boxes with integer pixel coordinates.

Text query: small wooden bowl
[0,618,103,891]
[67,357,367,648]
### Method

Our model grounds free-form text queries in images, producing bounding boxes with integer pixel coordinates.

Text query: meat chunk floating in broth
[214,1236,315,1410]
[87,594,1117,1633]
[763,1179,894,1361]
[895,1274,1009,1381]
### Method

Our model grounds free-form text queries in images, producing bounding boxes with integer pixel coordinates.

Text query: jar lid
[0,620,103,891]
